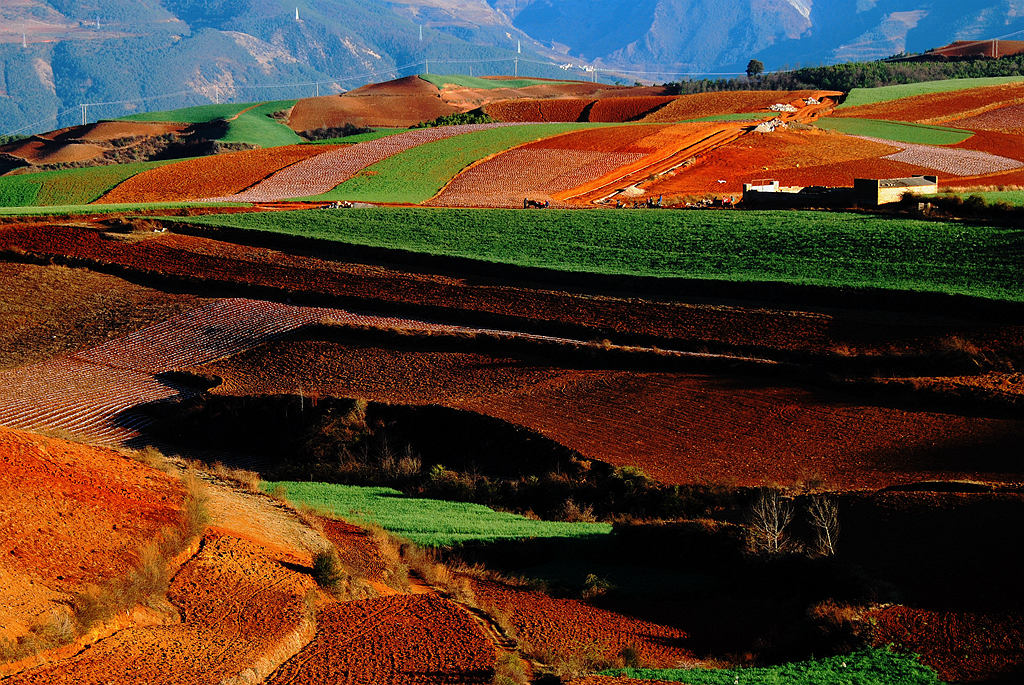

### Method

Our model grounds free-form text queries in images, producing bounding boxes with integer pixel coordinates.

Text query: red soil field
[266,594,495,684]
[0,425,182,638]
[2,222,1021,363]
[97,144,341,203]
[432,124,706,206]
[3,138,105,164]
[320,518,391,587]
[642,129,904,196]
[835,81,1024,124]
[431,147,646,206]
[194,341,1024,490]
[471,579,695,668]
[288,76,463,130]
[870,606,1024,682]
[6,533,316,685]
[485,98,592,122]
[954,103,1024,132]
[0,293,517,443]
[485,97,674,123]
[0,261,202,370]
[641,90,838,122]
[587,96,676,122]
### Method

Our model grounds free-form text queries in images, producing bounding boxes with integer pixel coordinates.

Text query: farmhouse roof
[876,177,938,188]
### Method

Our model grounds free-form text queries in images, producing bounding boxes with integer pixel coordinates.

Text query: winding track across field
[0,297,751,444]
[207,123,519,203]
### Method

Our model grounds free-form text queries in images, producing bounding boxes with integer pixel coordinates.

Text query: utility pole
[295,7,300,21]
[22,32,27,49]
[315,82,319,97]
[514,57,518,77]
[425,58,428,74]
[419,25,423,42]
[517,39,521,54]
[81,104,87,126]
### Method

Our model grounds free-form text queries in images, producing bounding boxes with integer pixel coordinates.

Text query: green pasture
[262,481,611,546]
[217,100,301,147]
[0,201,242,216]
[304,128,406,145]
[838,76,1024,109]
[121,102,257,123]
[420,73,568,90]
[814,117,972,145]
[121,100,300,147]
[172,207,1024,303]
[931,190,1024,205]
[301,123,590,203]
[602,648,939,685]
[0,160,180,207]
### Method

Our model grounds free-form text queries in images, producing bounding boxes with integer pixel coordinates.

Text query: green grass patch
[932,190,1024,205]
[0,201,242,216]
[303,128,406,145]
[301,123,591,203]
[121,102,258,123]
[171,207,1024,303]
[0,160,181,207]
[218,100,302,147]
[601,648,939,684]
[263,481,611,546]
[838,76,1024,109]
[420,73,568,90]
[815,117,972,145]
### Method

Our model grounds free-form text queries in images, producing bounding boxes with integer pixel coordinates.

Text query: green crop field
[218,100,302,147]
[121,102,257,123]
[0,159,180,207]
[838,76,1024,109]
[932,190,1024,205]
[304,128,406,145]
[121,100,300,147]
[420,73,569,90]
[0,201,242,216]
[815,117,972,145]
[302,123,591,203]
[173,207,1024,302]
[262,481,611,546]
[601,648,939,684]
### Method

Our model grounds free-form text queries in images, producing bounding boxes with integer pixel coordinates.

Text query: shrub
[312,550,345,591]
[492,650,529,685]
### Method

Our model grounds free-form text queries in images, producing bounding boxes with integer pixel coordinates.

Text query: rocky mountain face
[1,0,1023,134]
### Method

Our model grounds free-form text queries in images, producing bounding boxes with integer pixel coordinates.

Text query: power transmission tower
[514,57,518,77]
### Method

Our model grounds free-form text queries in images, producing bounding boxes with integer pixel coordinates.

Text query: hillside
[4,0,1024,135]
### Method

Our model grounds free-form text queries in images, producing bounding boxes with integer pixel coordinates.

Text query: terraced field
[211,123,519,203]
[98,145,340,203]
[0,160,180,207]
[302,123,588,204]
[430,124,698,206]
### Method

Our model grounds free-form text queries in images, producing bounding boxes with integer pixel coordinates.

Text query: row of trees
[663,54,1024,95]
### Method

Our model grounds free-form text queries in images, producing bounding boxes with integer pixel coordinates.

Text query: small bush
[618,644,643,669]
[582,573,616,600]
[312,550,345,591]
[492,650,529,685]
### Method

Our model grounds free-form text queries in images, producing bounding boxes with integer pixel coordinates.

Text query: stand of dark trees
[664,55,1024,96]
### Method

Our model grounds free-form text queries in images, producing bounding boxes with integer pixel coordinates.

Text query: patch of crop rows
[211,123,519,202]
[858,136,1024,176]
[0,298,597,444]
[431,148,645,207]
[955,104,1024,132]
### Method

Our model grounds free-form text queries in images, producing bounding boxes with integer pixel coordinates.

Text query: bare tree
[747,489,794,554]
[808,495,840,557]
